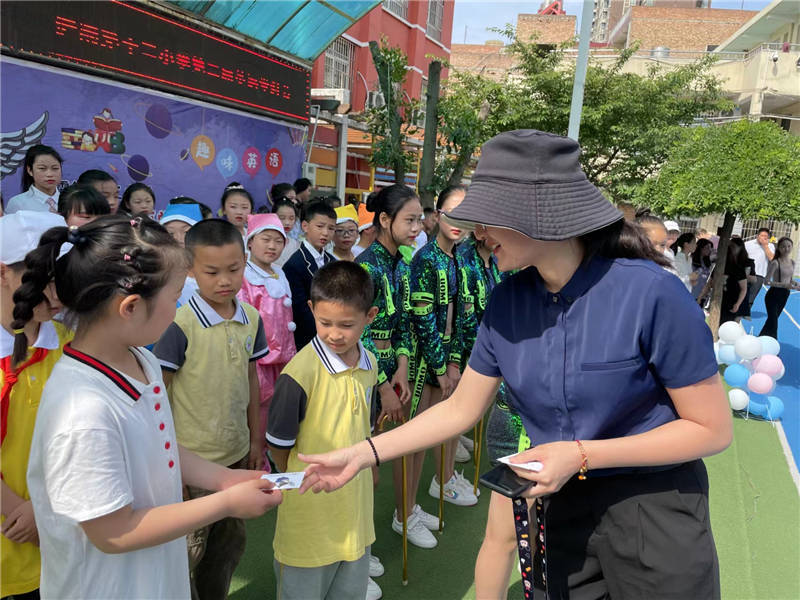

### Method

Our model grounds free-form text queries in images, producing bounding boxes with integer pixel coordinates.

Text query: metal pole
[567,0,595,141]
[337,115,348,200]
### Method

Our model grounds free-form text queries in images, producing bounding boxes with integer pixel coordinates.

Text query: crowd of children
[0,144,518,600]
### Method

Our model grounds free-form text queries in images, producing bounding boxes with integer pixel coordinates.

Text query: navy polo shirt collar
[530,255,610,306]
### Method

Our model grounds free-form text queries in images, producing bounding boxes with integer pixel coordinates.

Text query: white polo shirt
[5,186,60,214]
[26,344,189,600]
[744,239,775,278]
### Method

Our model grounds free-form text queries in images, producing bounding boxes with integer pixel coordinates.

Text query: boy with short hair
[154,219,268,600]
[268,261,379,600]
[282,199,336,349]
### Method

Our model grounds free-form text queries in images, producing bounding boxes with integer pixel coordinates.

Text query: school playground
[229,287,800,600]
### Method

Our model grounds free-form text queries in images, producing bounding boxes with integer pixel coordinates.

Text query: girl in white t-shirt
[18,215,281,599]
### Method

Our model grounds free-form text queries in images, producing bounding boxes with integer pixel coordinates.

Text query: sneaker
[459,434,475,452]
[454,469,480,497]
[428,474,478,506]
[392,510,438,548]
[455,440,471,463]
[369,555,384,578]
[413,503,443,530]
[366,577,382,600]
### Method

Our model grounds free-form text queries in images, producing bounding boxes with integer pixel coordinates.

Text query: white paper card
[261,471,305,489]
[497,454,543,472]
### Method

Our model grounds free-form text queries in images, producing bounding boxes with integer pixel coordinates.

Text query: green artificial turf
[230,418,799,600]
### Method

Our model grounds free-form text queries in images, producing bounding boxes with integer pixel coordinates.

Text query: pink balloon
[753,354,784,378]
[747,372,775,395]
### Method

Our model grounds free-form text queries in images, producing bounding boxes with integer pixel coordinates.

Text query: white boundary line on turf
[777,305,800,495]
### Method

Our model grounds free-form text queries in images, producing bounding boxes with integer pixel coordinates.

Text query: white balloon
[734,335,763,361]
[758,336,781,357]
[728,388,749,411]
[719,321,745,344]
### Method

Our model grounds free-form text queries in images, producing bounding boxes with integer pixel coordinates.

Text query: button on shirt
[468,256,718,475]
[744,239,775,278]
[5,186,60,214]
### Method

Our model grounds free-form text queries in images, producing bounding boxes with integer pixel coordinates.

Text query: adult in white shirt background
[5,145,63,214]
[744,227,775,309]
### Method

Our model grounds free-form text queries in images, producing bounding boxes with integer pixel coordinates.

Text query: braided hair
[11,214,187,365]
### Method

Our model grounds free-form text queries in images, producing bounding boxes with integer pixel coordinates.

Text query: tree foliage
[436,25,732,201]
[635,119,800,334]
[366,38,421,185]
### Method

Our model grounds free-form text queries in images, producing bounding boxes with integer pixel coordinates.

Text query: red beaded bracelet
[576,440,589,480]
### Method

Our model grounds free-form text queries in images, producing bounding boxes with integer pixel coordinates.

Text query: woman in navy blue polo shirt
[300,130,732,600]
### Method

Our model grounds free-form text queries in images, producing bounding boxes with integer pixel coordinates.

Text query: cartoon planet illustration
[121,154,152,182]
[179,148,190,161]
[144,103,173,139]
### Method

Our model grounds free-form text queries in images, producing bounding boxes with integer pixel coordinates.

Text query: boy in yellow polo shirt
[1,211,72,599]
[154,219,268,600]
[268,261,379,600]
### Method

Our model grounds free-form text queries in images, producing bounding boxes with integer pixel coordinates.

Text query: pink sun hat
[246,213,287,243]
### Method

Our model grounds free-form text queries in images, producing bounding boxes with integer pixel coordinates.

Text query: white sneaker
[459,434,475,452]
[428,474,478,506]
[413,503,442,530]
[454,469,480,497]
[455,440,471,463]
[366,577,382,600]
[392,510,438,548]
[369,555,384,577]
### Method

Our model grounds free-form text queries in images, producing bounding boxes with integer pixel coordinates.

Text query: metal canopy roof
[166,1,380,63]
[715,0,799,53]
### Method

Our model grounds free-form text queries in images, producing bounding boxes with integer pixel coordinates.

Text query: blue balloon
[749,396,784,420]
[718,344,739,365]
[723,364,750,389]
[216,147,238,178]
[749,392,769,405]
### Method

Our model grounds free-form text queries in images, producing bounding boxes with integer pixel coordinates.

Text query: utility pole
[567,0,594,141]
[418,60,441,208]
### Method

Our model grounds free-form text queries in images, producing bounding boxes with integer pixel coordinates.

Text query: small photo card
[497,454,543,472]
[261,471,305,489]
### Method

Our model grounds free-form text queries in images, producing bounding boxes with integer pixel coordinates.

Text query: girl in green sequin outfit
[409,186,478,507]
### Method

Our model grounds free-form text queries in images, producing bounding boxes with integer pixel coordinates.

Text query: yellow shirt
[1,320,71,597]
[154,294,268,465]
[268,337,377,567]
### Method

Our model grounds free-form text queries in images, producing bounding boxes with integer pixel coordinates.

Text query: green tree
[437,25,731,202]
[635,119,800,334]
[366,39,421,185]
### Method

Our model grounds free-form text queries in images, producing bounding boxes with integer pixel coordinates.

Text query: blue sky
[452,0,773,45]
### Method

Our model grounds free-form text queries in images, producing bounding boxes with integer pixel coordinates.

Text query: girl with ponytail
[1,211,71,600]
[19,214,281,599]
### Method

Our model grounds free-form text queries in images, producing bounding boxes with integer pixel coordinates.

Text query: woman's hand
[298,442,372,494]
[447,362,462,392]
[437,373,454,399]
[508,442,583,498]
[377,382,404,424]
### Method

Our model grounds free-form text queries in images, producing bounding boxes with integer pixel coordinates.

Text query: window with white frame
[323,37,355,91]
[383,0,408,20]
[427,0,444,42]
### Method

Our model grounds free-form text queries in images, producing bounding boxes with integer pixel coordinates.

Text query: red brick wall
[516,13,576,45]
[450,42,515,82]
[626,7,757,51]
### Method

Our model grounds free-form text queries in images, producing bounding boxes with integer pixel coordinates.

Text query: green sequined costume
[457,235,527,462]
[408,239,476,415]
[356,241,412,387]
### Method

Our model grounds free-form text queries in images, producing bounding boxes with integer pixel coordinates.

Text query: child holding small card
[268,261,379,600]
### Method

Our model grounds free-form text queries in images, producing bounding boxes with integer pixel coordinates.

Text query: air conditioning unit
[310,88,351,108]
[302,162,317,186]
[366,91,386,109]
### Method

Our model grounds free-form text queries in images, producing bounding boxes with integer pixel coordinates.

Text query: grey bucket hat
[443,130,623,241]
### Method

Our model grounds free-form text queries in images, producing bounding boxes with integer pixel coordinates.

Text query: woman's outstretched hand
[508,441,583,498]
[298,443,369,495]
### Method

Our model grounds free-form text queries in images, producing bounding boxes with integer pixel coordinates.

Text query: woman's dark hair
[691,238,713,269]
[120,183,156,214]
[169,196,212,220]
[728,237,751,269]
[671,232,696,255]
[77,169,115,186]
[366,184,419,230]
[11,215,187,365]
[57,184,111,218]
[293,178,311,195]
[221,182,254,211]
[634,208,666,231]
[580,218,671,268]
[271,183,296,205]
[773,237,793,262]
[435,185,467,211]
[272,197,298,216]
[21,145,63,192]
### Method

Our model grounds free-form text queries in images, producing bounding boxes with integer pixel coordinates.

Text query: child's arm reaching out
[178,445,266,491]
[80,476,281,554]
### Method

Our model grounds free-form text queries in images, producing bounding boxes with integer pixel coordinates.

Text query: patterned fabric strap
[514,496,547,600]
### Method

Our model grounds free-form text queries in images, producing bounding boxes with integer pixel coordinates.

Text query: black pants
[759,287,790,339]
[534,460,719,600]
[2,590,40,600]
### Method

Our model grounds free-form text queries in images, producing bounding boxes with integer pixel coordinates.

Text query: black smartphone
[479,464,535,498]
